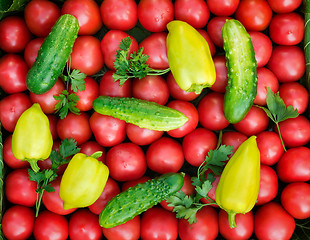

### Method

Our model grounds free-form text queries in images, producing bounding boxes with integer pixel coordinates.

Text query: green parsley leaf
[195,180,213,199]
[70,69,87,92]
[54,90,80,119]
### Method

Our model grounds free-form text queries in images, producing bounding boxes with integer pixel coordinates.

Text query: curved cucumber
[26,14,79,94]
[92,96,188,131]
[99,173,184,228]
[222,19,258,124]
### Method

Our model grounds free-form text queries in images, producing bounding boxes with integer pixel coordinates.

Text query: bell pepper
[166,20,216,94]
[215,136,260,228]
[59,152,109,210]
[12,103,53,173]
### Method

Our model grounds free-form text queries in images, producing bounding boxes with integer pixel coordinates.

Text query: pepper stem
[28,159,40,173]
[228,211,237,228]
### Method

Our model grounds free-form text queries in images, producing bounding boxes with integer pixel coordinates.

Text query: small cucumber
[99,173,184,228]
[26,14,79,94]
[92,96,188,131]
[222,19,258,124]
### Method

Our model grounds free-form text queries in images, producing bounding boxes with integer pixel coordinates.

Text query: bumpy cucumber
[99,173,184,228]
[26,14,79,94]
[92,96,188,131]
[222,19,258,124]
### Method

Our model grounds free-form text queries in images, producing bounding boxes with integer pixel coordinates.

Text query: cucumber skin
[92,96,189,131]
[99,173,184,228]
[26,14,79,94]
[222,19,258,124]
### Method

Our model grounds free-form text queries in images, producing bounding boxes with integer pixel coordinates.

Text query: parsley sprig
[113,37,170,86]
[166,144,233,224]
[28,138,80,216]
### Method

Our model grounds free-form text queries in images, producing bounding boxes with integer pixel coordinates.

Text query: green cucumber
[26,14,79,94]
[99,173,184,228]
[92,96,188,131]
[222,19,258,124]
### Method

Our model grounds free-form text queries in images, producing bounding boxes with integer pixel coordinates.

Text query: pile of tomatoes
[0,0,309,239]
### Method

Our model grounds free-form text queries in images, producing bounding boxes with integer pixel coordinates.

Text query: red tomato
[24,0,60,37]
[138,32,169,69]
[222,131,248,155]
[2,205,35,240]
[198,92,230,131]
[126,123,163,146]
[179,206,219,240]
[102,215,140,240]
[79,141,106,163]
[254,202,295,240]
[235,0,273,31]
[69,209,102,240]
[0,54,28,94]
[182,128,217,167]
[47,114,58,140]
[267,45,306,83]
[89,112,126,147]
[137,0,174,32]
[132,75,169,105]
[210,55,228,93]
[146,137,184,174]
[23,37,44,67]
[276,146,310,183]
[267,0,302,13]
[61,0,102,35]
[206,0,240,16]
[141,207,178,240]
[197,29,216,57]
[174,0,210,28]
[33,210,69,240]
[100,30,138,70]
[106,142,147,181]
[56,112,92,146]
[281,182,310,220]
[5,168,37,207]
[206,16,232,48]
[0,16,32,53]
[218,210,254,240]
[121,176,151,191]
[167,100,199,138]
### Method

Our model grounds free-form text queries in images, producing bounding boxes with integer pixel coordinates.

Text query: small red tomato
[79,141,106,163]
[207,0,240,16]
[126,123,163,146]
[207,16,232,48]
[24,37,44,67]
[210,55,228,93]
[222,131,248,155]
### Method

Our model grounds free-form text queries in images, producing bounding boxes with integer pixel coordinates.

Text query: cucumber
[222,19,258,124]
[99,173,184,228]
[92,96,188,131]
[26,14,79,94]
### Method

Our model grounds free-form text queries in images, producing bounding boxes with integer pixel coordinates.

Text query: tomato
[132,75,169,105]
[206,16,232,48]
[100,0,137,31]
[200,173,220,206]
[210,55,228,93]
[254,202,295,240]
[137,0,174,32]
[178,206,219,240]
[89,112,126,147]
[47,114,58,140]
[23,37,44,67]
[267,45,306,83]
[218,210,254,240]
[254,67,279,106]
[2,205,35,240]
[182,128,217,167]
[33,210,69,240]
[267,0,303,13]
[61,0,102,35]
[281,182,310,220]
[3,135,29,169]
[121,176,151,191]
[167,100,199,138]
[24,0,60,37]
[56,112,92,146]
[197,29,216,57]
[0,93,32,132]
[141,206,178,240]
[100,30,138,70]
[102,215,140,240]
[235,0,273,31]
[279,82,309,115]
[0,54,28,94]
[276,146,310,183]
[221,131,248,155]
[69,209,102,240]
[79,141,106,163]
[126,123,163,146]
[198,92,230,131]
[174,0,210,28]
[5,168,37,207]
[0,16,32,53]
[206,0,240,16]
[138,32,169,69]
[146,137,184,174]
[233,106,269,136]
[88,177,120,215]
[106,142,147,181]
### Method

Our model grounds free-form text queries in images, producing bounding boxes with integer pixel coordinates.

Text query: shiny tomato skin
[79,141,106,163]
[197,29,216,57]
[267,0,302,13]
[23,37,44,67]
[207,0,240,16]
[221,131,248,155]
[207,16,232,48]
[126,123,163,146]
[210,55,228,93]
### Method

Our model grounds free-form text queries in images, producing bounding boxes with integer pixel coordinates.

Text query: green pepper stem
[28,159,40,173]
[228,211,237,229]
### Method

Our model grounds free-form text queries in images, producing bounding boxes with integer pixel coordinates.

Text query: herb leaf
[70,69,87,92]
[54,90,80,119]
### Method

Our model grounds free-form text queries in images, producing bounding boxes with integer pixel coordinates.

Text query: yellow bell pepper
[59,152,109,210]
[166,20,216,94]
[215,136,260,228]
[12,103,53,173]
